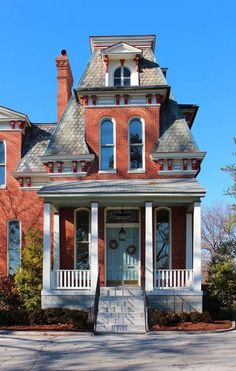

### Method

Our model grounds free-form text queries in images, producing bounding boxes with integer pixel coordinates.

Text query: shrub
[14,229,43,310]
[0,276,21,310]
[190,311,212,323]
[149,310,212,327]
[179,312,190,323]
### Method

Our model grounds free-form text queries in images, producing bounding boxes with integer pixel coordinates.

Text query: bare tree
[201,203,236,261]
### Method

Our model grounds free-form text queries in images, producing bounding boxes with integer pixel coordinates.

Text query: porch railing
[155,269,194,289]
[52,270,91,289]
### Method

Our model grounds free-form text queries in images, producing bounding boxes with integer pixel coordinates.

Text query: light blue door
[106,227,139,286]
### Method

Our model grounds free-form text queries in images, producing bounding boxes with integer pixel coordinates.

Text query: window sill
[98,170,117,174]
[127,169,146,174]
[0,185,6,189]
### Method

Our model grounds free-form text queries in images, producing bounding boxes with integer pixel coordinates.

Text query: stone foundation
[147,292,203,313]
[41,293,95,310]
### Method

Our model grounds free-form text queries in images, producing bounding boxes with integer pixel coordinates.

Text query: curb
[148,321,236,335]
[0,330,95,336]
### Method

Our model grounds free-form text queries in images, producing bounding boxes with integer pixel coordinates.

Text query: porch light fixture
[119,227,126,241]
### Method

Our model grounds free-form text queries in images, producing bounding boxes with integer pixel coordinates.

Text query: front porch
[39,180,203,312]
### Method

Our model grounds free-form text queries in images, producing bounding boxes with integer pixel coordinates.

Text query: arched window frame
[107,61,139,87]
[0,139,6,187]
[154,207,172,270]
[113,66,131,87]
[128,117,145,172]
[99,117,116,173]
[74,208,91,270]
[7,219,21,275]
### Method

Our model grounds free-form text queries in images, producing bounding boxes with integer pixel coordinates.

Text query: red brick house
[0,35,206,331]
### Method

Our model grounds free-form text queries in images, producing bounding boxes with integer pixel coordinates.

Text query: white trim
[158,170,197,176]
[151,152,206,160]
[145,202,153,291]
[74,208,91,270]
[193,202,201,291]
[99,117,116,171]
[104,206,141,287]
[0,139,6,187]
[186,213,193,269]
[127,169,146,174]
[98,170,117,174]
[40,154,95,162]
[43,203,51,292]
[39,192,206,199]
[49,172,87,178]
[154,207,172,282]
[91,202,98,290]
[7,219,21,275]
[128,116,145,171]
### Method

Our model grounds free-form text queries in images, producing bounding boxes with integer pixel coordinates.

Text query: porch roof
[38,178,206,197]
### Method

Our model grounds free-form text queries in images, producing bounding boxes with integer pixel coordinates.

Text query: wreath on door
[109,239,118,249]
[127,245,136,255]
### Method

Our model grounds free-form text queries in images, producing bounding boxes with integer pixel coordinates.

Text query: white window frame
[107,61,139,87]
[154,207,172,270]
[7,219,21,275]
[74,208,91,270]
[0,139,6,188]
[114,66,131,87]
[99,117,116,173]
[128,116,145,172]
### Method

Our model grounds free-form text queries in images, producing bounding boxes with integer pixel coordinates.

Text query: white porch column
[193,202,201,291]
[53,213,60,270]
[145,201,153,291]
[91,202,98,291]
[43,203,51,292]
[186,212,193,269]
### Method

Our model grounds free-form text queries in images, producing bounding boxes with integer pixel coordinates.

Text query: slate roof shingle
[45,98,90,156]
[16,124,56,173]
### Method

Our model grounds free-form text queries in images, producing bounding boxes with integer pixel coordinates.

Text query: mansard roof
[152,97,201,154]
[77,48,167,89]
[44,97,91,157]
[15,123,56,173]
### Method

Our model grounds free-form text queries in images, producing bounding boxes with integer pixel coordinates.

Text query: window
[129,118,144,169]
[75,209,90,270]
[114,67,130,86]
[155,208,171,269]
[100,119,115,171]
[0,140,5,186]
[8,220,21,275]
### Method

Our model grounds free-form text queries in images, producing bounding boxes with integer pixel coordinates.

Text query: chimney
[55,49,74,122]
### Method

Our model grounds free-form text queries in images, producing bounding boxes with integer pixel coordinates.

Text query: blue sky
[0,0,235,206]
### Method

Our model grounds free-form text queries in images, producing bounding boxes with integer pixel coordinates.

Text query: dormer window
[114,67,131,87]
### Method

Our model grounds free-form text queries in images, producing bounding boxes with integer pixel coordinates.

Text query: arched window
[114,67,130,86]
[155,208,171,269]
[8,220,21,275]
[100,119,115,171]
[129,118,144,169]
[0,140,5,186]
[75,209,90,270]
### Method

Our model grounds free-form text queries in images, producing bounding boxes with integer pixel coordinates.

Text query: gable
[101,42,142,56]
[0,105,30,126]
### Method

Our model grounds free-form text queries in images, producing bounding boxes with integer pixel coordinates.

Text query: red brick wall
[59,208,75,269]
[85,106,160,179]
[171,207,186,269]
[0,131,44,276]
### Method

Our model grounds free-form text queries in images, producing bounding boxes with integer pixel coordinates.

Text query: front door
[106,227,140,286]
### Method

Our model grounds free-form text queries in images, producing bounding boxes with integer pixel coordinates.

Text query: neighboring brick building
[0,35,206,322]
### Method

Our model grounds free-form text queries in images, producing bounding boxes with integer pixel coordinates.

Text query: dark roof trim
[75,85,169,93]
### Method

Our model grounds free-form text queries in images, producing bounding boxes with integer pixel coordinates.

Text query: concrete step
[99,305,144,313]
[97,311,145,319]
[96,323,146,334]
[100,288,143,296]
[96,316,145,326]
[99,295,144,303]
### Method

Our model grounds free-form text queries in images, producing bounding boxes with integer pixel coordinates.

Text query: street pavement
[0,330,236,370]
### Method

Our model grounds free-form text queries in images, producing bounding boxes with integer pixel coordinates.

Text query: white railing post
[186,212,193,269]
[54,213,60,270]
[193,202,202,292]
[91,202,98,291]
[43,203,51,293]
[145,202,153,291]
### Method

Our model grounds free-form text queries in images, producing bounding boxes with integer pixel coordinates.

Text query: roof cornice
[89,35,156,52]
